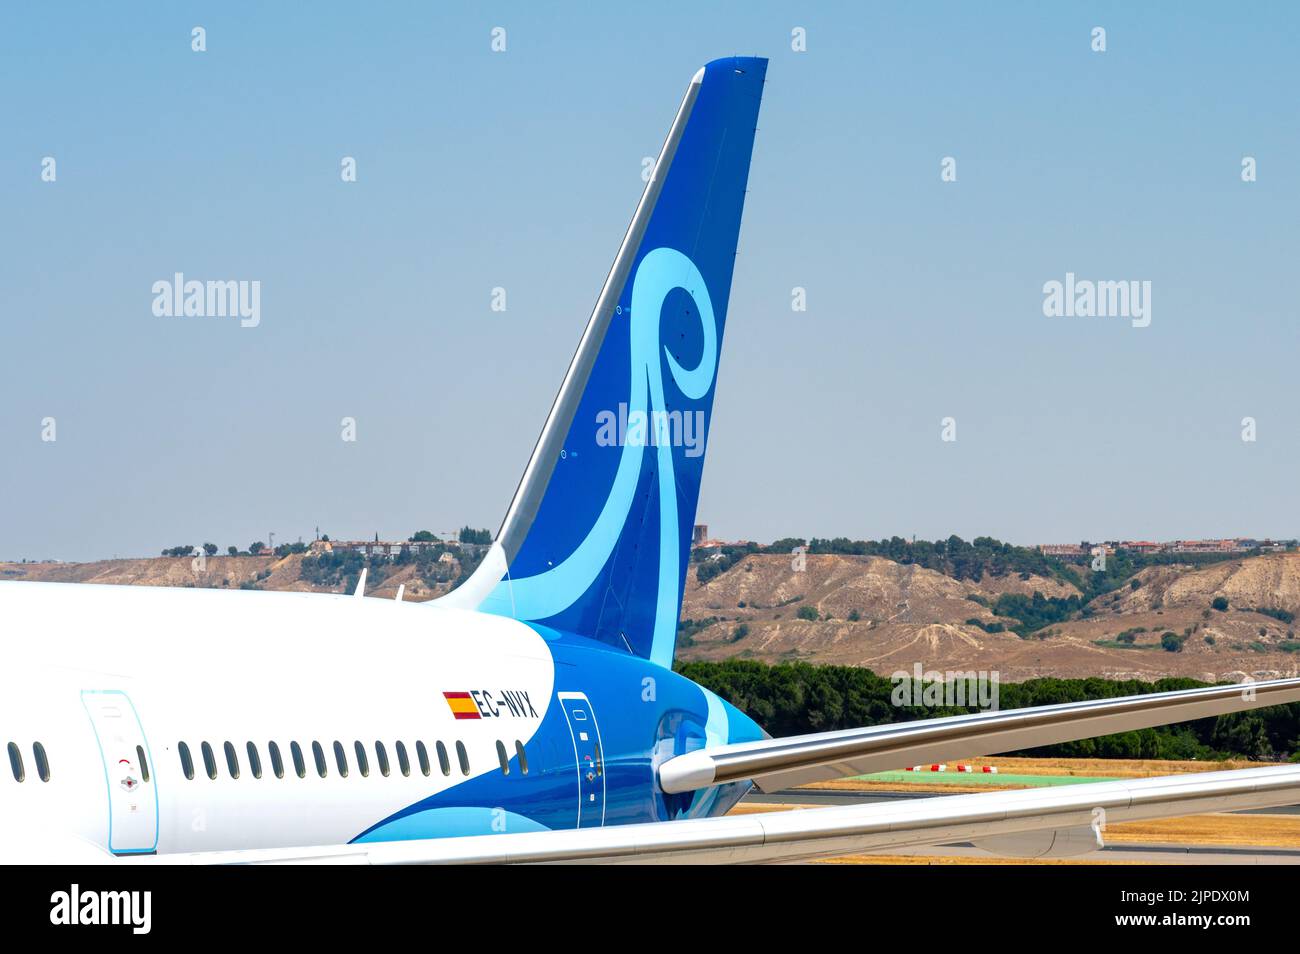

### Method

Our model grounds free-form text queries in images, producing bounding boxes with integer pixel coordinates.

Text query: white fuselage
[0,581,557,860]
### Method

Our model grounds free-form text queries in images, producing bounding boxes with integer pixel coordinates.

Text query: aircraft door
[558,691,606,828]
[81,690,159,854]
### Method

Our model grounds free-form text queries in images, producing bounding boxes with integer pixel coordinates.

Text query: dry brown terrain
[0,552,461,602]
[678,552,1300,681]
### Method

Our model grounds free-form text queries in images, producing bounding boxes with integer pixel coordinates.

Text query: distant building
[692,525,709,547]
[1038,544,1086,557]
[1172,539,1237,554]
[1121,541,1164,554]
[325,539,446,557]
[1037,537,1293,557]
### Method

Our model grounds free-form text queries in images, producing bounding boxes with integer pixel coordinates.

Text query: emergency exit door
[81,690,159,854]
[558,691,606,828]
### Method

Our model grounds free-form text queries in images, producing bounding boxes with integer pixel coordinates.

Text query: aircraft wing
[145,763,1300,864]
[661,677,1300,793]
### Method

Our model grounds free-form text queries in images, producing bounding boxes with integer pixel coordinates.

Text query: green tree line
[675,659,1300,762]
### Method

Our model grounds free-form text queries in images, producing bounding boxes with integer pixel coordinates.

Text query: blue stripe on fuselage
[349,626,762,844]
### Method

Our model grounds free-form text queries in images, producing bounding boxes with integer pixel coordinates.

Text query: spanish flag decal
[443,691,480,720]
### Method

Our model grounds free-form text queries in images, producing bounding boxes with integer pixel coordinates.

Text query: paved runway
[746,787,1300,815]
[850,842,1300,864]
[742,789,1300,863]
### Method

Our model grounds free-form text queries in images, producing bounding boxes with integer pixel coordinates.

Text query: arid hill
[678,552,1300,682]
[0,553,460,603]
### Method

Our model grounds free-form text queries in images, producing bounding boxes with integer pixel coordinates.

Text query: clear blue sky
[2,2,1297,562]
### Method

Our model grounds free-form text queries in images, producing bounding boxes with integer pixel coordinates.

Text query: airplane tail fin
[437,57,767,667]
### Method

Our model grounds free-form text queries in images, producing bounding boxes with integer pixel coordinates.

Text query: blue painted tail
[441,57,767,667]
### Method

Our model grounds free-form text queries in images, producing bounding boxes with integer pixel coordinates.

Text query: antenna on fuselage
[395,583,404,602]
[354,568,368,599]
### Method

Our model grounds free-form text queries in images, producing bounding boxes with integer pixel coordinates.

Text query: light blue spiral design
[491,247,716,668]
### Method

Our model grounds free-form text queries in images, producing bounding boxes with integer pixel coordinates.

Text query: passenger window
[224,741,240,779]
[416,741,431,776]
[290,742,306,778]
[201,741,217,780]
[179,742,195,780]
[136,744,150,783]
[7,742,25,782]
[333,741,349,778]
[312,741,328,778]
[268,741,284,779]
[375,741,391,777]
[247,742,263,779]
[455,740,470,776]
[436,741,451,776]
[496,740,510,775]
[515,740,528,776]
[353,741,370,777]
[395,741,411,777]
[33,742,51,783]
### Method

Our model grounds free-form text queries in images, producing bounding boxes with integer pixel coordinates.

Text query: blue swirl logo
[493,248,716,667]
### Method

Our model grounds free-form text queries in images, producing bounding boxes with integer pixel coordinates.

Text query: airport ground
[733,756,1300,864]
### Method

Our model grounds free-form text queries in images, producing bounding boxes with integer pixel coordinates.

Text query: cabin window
[136,744,150,783]
[496,740,510,775]
[333,741,349,778]
[312,741,328,778]
[247,742,263,779]
[290,742,306,778]
[436,741,451,777]
[179,742,195,780]
[354,741,370,777]
[395,741,411,777]
[455,740,470,776]
[201,741,217,780]
[416,741,431,776]
[375,741,391,777]
[224,741,240,779]
[268,741,284,779]
[7,742,24,782]
[514,740,529,776]
[33,742,51,782]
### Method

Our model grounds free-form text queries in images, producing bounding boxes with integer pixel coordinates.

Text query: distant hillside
[677,552,1300,682]
[0,552,462,603]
